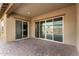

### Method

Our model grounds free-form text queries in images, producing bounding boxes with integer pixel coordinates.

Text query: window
[40,21,45,38]
[23,22,28,38]
[16,20,28,39]
[46,19,53,40]
[53,17,63,42]
[35,16,63,42]
[35,22,39,37]
[16,20,22,39]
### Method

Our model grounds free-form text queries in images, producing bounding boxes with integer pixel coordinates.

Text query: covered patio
[0,3,79,56]
[0,38,78,56]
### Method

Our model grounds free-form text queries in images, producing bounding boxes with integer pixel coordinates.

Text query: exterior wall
[0,20,2,38]
[1,14,30,42]
[6,16,16,41]
[31,5,77,46]
[1,15,16,42]
[1,14,7,42]
[29,21,32,38]
[77,4,79,51]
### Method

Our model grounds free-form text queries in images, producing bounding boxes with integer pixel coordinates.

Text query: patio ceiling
[0,3,75,19]
[13,3,75,18]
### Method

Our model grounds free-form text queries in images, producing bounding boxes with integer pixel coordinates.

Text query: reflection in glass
[16,20,22,39]
[23,22,28,38]
[35,17,63,42]
[40,21,45,38]
[53,17,63,42]
[35,22,39,37]
[46,20,53,40]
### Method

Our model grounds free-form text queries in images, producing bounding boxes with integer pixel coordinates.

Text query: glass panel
[46,20,53,40]
[35,22,39,37]
[23,22,28,38]
[40,21,45,38]
[53,17,63,42]
[16,20,22,39]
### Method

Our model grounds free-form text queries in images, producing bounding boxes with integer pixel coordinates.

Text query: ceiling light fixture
[27,11,31,15]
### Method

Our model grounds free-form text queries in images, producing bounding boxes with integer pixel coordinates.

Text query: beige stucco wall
[77,4,79,51]
[6,16,16,41]
[1,15,16,42]
[31,5,77,46]
[0,20,1,37]
[1,14,7,42]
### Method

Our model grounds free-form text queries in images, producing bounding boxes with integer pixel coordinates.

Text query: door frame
[35,16,64,43]
[15,19,29,40]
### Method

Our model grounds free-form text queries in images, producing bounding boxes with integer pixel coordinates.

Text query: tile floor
[0,38,78,56]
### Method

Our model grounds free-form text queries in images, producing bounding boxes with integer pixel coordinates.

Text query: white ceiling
[14,3,74,18]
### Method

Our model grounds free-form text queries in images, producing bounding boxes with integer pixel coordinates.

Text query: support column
[77,4,79,51]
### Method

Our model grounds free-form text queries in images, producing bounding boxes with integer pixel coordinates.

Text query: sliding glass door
[16,20,22,39]
[35,22,39,37]
[23,22,28,38]
[40,21,45,38]
[46,19,53,40]
[35,16,63,42]
[16,20,28,39]
[53,17,63,42]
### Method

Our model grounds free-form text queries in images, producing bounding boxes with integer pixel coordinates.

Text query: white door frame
[35,16,64,43]
[15,19,29,40]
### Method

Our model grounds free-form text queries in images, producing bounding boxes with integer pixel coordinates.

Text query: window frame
[15,19,29,40]
[35,16,64,43]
